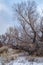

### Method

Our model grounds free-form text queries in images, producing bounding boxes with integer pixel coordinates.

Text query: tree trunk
[33,32,36,43]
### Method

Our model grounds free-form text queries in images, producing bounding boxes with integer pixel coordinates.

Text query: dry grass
[0,46,25,62]
[0,45,43,63]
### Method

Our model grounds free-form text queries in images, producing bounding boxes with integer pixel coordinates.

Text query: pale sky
[0,0,43,34]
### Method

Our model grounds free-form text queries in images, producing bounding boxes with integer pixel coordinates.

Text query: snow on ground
[0,57,43,65]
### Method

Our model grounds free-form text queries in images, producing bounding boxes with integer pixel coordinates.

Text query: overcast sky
[0,0,43,34]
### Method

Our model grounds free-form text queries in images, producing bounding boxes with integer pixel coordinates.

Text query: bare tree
[13,1,39,44]
[12,1,41,54]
